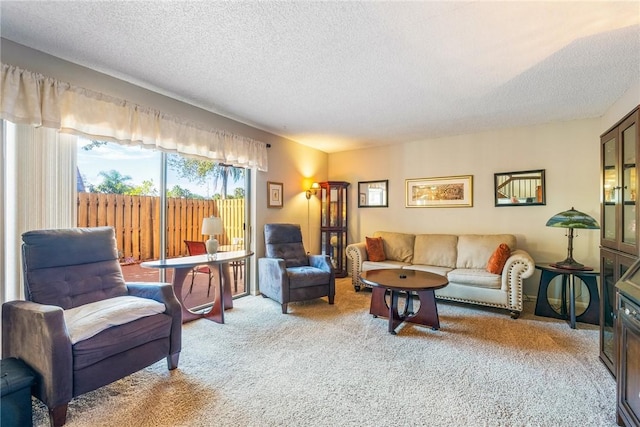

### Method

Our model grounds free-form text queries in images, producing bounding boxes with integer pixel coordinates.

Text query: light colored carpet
[32,278,616,427]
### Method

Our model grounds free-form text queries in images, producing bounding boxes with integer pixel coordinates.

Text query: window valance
[1,63,268,171]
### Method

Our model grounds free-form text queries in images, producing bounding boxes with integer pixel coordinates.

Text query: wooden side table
[534,263,600,329]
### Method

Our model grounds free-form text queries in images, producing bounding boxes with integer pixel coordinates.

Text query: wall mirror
[494,169,546,207]
[358,180,388,207]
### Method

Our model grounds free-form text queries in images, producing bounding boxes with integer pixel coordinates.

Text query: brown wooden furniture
[614,260,640,427]
[360,269,448,335]
[141,250,253,323]
[534,263,600,329]
[319,181,350,277]
[600,105,640,376]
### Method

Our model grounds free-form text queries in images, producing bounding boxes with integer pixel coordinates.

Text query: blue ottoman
[1,358,35,427]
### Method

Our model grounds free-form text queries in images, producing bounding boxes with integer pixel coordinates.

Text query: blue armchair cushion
[22,227,128,309]
[264,223,309,267]
[287,266,332,289]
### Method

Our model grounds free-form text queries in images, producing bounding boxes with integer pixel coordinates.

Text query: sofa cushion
[362,260,410,271]
[373,231,415,263]
[456,234,516,269]
[486,243,511,274]
[413,234,458,268]
[403,265,453,277]
[447,269,502,289]
[365,236,386,262]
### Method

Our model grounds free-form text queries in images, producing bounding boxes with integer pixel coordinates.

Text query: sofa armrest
[501,249,535,312]
[258,257,288,300]
[346,242,368,289]
[127,282,182,356]
[1,300,72,409]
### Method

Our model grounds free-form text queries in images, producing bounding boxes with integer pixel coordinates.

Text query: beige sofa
[346,231,535,318]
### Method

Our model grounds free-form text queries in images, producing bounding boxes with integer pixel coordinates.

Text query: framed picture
[267,181,283,208]
[405,175,473,207]
[494,169,546,206]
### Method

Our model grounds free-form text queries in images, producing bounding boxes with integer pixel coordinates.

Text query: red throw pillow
[366,236,386,262]
[486,243,511,274]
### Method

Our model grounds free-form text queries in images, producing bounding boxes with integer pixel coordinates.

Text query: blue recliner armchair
[1,227,181,426]
[258,223,335,313]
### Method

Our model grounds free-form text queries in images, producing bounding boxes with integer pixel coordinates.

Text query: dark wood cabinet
[319,181,349,278]
[601,249,636,375]
[601,106,640,377]
[615,268,640,427]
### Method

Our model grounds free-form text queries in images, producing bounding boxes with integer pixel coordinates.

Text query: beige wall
[329,84,639,297]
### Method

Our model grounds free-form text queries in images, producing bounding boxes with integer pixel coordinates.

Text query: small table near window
[534,263,600,329]
[141,250,253,324]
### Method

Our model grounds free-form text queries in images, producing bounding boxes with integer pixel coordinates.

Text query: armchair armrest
[127,282,182,356]
[501,249,536,313]
[1,300,72,408]
[346,242,368,289]
[258,257,288,300]
[308,254,332,272]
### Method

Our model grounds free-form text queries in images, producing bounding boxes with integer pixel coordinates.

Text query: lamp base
[551,259,593,271]
[205,237,219,256]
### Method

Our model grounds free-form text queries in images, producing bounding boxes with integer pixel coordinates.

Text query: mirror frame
[494,169,546,207]
[358,180,389,208]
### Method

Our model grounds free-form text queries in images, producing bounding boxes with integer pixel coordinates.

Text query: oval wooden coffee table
[360,269,449,335]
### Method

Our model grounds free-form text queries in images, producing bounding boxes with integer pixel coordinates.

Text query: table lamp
[545,207,600,270]
[201,216,223,256]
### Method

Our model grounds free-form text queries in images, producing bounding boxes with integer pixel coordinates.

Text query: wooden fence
[77,193,244,261]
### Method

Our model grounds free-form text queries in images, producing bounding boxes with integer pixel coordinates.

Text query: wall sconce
[305,182,320,199]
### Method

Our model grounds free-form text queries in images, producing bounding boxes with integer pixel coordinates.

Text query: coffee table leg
[369,287,388,318]
[407,290,440,330]
[388,290,404,334]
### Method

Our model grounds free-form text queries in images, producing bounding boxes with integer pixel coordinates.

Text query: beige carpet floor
[32,278,617,427]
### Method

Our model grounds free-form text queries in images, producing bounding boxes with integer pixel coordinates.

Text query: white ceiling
[1,1,639,153]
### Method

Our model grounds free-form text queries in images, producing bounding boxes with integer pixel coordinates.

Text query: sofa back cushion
[373,231,415,263]
[456,234,516,269]
[413,234,458,268]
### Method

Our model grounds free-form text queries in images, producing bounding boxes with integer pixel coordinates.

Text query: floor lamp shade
[545,207,600,270]
[202,216,223,255]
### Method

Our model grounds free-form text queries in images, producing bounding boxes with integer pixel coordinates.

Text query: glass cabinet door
[621,120,638,252]
[602,134,618,247]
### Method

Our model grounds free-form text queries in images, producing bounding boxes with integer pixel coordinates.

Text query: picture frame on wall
[405,175,473,207]
[267,181,283,208]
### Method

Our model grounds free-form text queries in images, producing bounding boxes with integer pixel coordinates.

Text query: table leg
[172,267,204,323]
[387,290,404,334]
[173,263,233,324]
[406,290,440,330]
[369,287,388,318]
[569,274,576,329]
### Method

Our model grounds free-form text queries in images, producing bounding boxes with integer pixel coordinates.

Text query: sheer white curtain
[1,63,269,171]
[1,122,76,304]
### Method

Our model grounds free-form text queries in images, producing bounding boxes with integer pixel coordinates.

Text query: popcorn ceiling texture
[32,278,616,427]
[1,1,638,153]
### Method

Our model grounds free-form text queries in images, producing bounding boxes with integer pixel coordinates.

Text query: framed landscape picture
[405,175,473,207]
[267,181,283,208]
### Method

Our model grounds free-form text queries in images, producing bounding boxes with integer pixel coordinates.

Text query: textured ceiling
[1,1,639,153]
